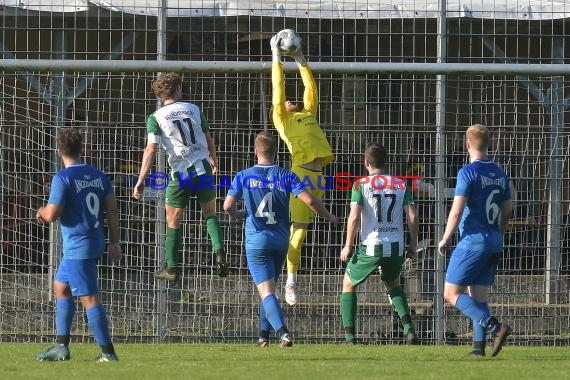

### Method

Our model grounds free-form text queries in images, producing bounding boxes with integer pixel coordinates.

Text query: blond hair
[255,132,277,159]
[466,124,489,152]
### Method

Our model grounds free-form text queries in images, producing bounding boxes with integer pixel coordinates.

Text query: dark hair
[365,142,387,168]
[255,132,277,159]
[152,72,182,102]
[57,128,83,158]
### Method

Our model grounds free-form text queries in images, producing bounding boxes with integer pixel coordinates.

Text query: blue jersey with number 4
[48,164,113,260]
[228,164,305,251]
[455,159,511,243]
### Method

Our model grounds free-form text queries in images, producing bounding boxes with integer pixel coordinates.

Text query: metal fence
[1,1,569,344]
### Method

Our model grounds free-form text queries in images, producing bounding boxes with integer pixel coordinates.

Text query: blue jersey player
[223,132,337,348]
[438,124,513,357]
[36,128,122,362]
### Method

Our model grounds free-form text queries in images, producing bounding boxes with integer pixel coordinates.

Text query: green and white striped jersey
[147,101,210,174]
[350,173,414,255]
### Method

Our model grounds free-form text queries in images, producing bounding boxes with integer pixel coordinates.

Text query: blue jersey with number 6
[48,163,113,260]
[455,159,511,245]
[228,164,305,251]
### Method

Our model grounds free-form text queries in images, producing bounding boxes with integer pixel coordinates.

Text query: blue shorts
[246,248,287,286]
[445,241,500,286]
[55,258,100,297]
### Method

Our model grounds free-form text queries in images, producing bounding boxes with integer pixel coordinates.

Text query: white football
[276,29,302,55]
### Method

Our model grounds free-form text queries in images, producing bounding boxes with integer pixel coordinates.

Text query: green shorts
[165,160,216,209]
[345,243,404,286]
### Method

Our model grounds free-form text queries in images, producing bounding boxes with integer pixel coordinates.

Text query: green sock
[206,216,224,252]
[389,286,413,335]
[165,227,181,268]
[340,292,357,341]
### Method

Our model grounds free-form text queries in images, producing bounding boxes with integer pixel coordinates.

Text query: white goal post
[2,60,570,75]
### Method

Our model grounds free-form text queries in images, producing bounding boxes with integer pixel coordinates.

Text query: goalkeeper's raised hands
[290,46,306,66]
[270,34,281,62]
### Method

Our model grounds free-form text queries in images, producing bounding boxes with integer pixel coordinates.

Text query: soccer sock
[473,302,490,343]
[286,272,297,286]
[287,226,307,274]
[388,286,414,335]
[206,216,224,252]
[165,227,181,268]
[259,301,271,337]
[262,294,286,332]
[86,304,112,348]
[455,294,492,329]
[55,298,75,345]
[340,292,357,341]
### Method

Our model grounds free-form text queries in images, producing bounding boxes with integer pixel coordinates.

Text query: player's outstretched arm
[438,195,467,256]
[291,48,318,114]
[133,143,157,200]
[297,191,338,225]
[340,203,361,262]
[404,204,419,258]
[270,35,288,131]
[104,193,122,264]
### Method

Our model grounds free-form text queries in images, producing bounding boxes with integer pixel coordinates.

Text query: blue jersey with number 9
[228,164,305,251]
[455,159,511,243]
[48,164,114,260]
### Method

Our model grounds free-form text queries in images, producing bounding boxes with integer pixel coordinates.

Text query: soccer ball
[276,29,302,56]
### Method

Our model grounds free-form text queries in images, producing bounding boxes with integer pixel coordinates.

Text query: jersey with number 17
[228,164,305,251]
[48,163,114,260]
[455,159,511,242]
[351,174,413,249]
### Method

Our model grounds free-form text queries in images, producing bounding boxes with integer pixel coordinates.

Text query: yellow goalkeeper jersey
[271,61,334,168]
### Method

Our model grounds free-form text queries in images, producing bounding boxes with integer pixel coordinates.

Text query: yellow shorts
[290,166,325,224]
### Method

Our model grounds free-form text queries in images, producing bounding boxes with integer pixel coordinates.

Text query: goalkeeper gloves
[291,48,307,66]
[214,250,229,278]
[270,35,281,63]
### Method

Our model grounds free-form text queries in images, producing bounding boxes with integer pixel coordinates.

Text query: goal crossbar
[1,60,570,75]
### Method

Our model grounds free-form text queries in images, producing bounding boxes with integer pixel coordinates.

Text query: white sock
[286,273,297,286]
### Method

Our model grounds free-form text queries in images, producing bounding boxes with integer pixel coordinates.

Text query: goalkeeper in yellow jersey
[270,33,335,306]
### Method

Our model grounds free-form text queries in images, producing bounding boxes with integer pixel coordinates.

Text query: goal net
[1,69,568,344]
[1,0,569,345]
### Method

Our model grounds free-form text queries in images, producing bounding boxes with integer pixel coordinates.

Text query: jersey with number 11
[455,159,511,240]
[48,164,114,260]
[147,102,210,173]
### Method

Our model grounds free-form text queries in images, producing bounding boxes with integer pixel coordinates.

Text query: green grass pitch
[1,344,569,380]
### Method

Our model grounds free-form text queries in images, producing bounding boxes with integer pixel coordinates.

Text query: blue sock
[456,294,491,328]
[86,304,112,347]
[55,298,75,337]
[259,301,271,333]
[473,302,490,342]
[262,294,286,332]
